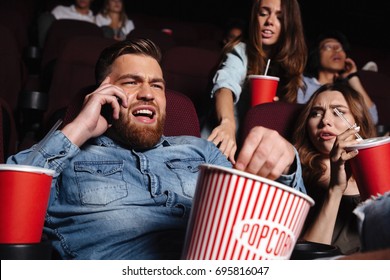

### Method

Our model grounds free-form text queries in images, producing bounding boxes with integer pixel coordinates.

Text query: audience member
[95,0,135,41]
[221,18,246,47]
[353,192,390,253]
[37,0,96,48]
[7,38,306,259]
[202,0,307,163]
[298,30,378,124]
[336,192,390,259]
[293,82,377,255]
[51,0,95,22]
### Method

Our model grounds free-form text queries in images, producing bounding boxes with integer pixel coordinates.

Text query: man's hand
[61,76,128,147]
[235,126,295,180]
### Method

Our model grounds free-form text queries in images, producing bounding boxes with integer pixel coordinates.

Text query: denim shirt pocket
[165,158,204,198]
[74,161,127,206]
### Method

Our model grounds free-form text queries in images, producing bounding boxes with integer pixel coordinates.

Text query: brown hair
[223,0,307,102]
[100,0,128,29]
[95,38,162,84]
[293,82,377,187]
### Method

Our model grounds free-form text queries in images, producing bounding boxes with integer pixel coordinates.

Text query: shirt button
[97,170,102,174]
[59,151,66,155]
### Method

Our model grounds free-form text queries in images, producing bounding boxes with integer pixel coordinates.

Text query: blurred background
[120,0,390,49]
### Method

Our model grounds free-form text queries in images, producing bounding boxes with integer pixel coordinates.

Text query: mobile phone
[101,98,122,124]
[101,104,114,124]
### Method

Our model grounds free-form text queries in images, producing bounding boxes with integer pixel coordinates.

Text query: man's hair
[95,38,162,84]
[305,30,351,78]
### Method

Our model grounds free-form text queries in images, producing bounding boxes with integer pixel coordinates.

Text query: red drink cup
[346,136,390,201]
[248,75,279,106]
[0,164,55,244]
[182,164,314,260]
[161,28,173,35]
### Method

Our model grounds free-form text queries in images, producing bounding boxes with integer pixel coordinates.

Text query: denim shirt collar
[91,135,172,149]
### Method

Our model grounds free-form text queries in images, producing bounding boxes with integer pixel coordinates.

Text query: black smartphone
[101,98,122,124]
[101,103,114,124]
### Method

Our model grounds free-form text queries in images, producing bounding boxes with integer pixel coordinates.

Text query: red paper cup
[248,75,279,106]
[345,136,390,201]
[0,164,55,244]
[161,28,173,35]
[182,164,314,260]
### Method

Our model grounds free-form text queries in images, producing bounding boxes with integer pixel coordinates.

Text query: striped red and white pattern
[183,165,314,260]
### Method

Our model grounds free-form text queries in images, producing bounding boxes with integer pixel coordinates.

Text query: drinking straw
[333,108,363,140]
[23,119,63,165]
[264,59,271,76]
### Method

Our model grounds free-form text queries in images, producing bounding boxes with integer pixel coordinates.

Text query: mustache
[128,101,159,111]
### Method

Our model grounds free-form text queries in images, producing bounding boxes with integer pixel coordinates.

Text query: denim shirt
[7,131,306,259]
[211,42,248,103]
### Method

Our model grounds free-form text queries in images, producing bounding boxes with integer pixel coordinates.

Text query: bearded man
[8,38,305,259]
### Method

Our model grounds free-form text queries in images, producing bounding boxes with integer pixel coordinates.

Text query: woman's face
[257,0,282,46]
[319,38,347,72]
[107,0,123,12]
[307,90,356,155]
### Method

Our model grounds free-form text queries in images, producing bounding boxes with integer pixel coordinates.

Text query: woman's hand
[329,126,360,192]
[208,118,237,164]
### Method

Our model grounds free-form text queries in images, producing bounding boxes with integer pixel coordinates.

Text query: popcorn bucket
[182,164,314,260]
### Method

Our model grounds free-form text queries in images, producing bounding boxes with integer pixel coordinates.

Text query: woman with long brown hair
[95,0,134,41]
[203,0,307,163]
[293,82,376,255]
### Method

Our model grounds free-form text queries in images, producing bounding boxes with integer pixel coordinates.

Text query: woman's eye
[333,109,345,116]
[310,111,323,118]
[258,10,269,17]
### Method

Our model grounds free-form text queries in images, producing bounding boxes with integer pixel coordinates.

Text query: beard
[112,109,165,150]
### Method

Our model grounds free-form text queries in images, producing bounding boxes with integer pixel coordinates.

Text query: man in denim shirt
[7,38,306,259]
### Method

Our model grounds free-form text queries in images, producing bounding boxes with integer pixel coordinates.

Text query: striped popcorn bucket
[182,164,314,260]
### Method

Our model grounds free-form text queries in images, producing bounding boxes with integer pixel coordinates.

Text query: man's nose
[137,84,154,100]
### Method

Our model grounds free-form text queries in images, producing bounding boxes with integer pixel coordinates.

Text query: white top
[95,13,135,36]
[51,5,95,23]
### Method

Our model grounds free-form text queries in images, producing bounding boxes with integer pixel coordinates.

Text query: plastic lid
[0,164,55,176]
[345,136,390,151]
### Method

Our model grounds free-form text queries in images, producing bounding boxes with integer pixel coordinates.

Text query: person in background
[203,0,307,163]
[51,0,95,22]
[37,0,96,48]
[298,30,378,125]
[353,192,390,254]
[95,0,135,41]
[293,82,376,255]
[221,18,246,47]
[7,38,305,259]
